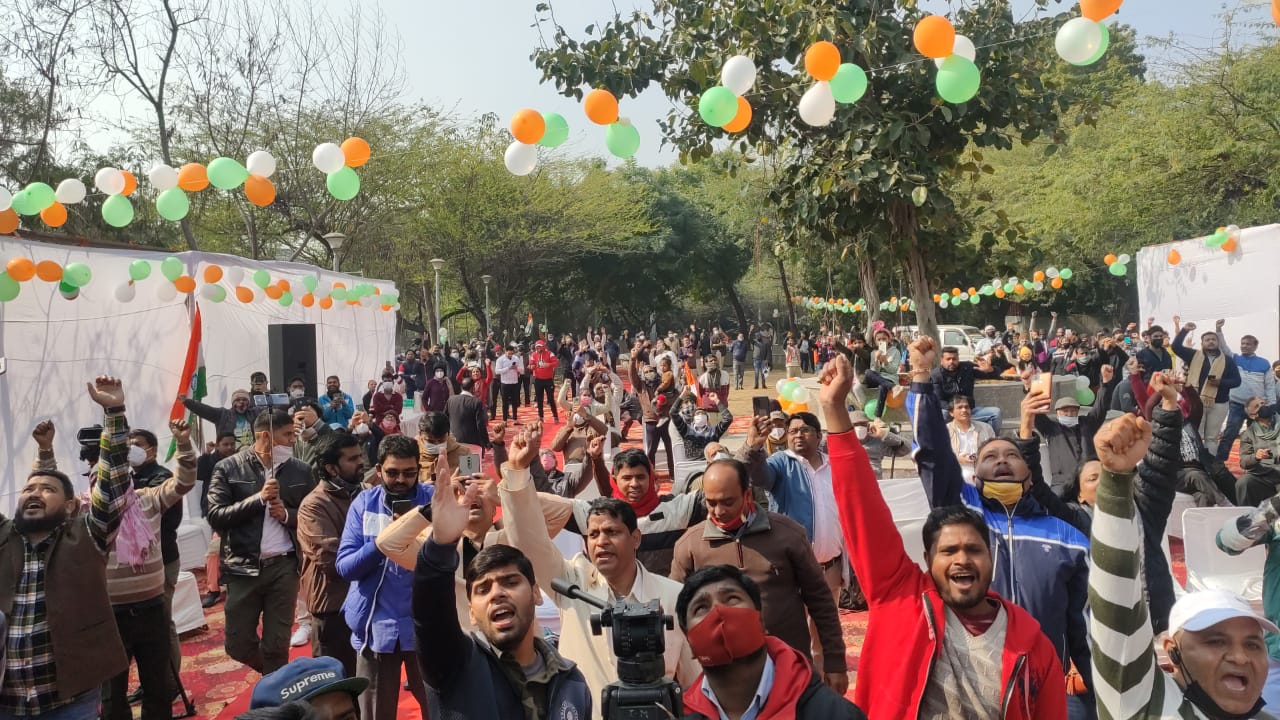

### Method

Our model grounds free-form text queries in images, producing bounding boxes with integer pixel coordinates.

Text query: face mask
[1150,338,1164,349]
[270,445,294,467]
[380,382,394,394]
[540,455,558,473]
[706,363,717,371]
[854,426,869,440]
[573,414,586,427]
[693,414,709,430]
[434,370,446,379]
[768,427,786,442]
[290,389,305,399]
[1173,645,1266,720]
[127,445,148,467]
[1058,415,1080,428]
[981,479,1024,506]
[423,441,446,455]
[685,604,767,667]
[354,423,370,436]
[714,452,730,461]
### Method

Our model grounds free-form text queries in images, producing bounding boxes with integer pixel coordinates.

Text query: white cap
[1168,589,1279,637]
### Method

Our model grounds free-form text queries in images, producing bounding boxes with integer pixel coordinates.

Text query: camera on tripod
[76,424,102,466]
[551,578,683,719]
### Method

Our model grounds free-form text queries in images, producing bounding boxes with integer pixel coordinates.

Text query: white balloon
[0,187,11,212]
[935,34,977,67]
[504,141,538,176]
[960,292,970,301]
[1076,375,1090,389]
[95,167,126,195]
[246,150,277,178]
[1226,224,1242,241]
[225,267,245,286]
[156,282,178,302]
[55,179,87,205]
[798,81,836,127]
[148,164,179,192]
[115,282,136,303]
[1045,266,1060,279]
[1117,253,1131,265]
[200,283,221,300]
[1055,17,1103,65]
[721,55,757,96]
[1032,280,1044,291]
[312,143,346,174]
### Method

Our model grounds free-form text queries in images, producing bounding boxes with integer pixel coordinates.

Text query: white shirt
[495,354,523,384]
[787,450,842,563]
[259,471,295,557]
[953,424,980,482]
[700,654,775,720]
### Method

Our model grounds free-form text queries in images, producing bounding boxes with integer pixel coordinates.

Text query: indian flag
[166,304,205,460]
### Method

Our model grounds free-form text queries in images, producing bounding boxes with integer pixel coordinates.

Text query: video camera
[551,578,683,719]
[76,424,102,466]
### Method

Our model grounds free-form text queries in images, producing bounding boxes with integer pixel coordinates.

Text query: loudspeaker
[268,324,317,399]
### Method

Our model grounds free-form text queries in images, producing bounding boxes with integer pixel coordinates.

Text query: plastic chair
[1182,507,1266,604]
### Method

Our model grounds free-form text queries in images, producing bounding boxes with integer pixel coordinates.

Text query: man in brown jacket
[296,432,367,677]
[669,458,850,697]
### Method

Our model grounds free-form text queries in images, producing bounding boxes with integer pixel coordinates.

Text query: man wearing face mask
[207,410,315,674]
[321,376,354,428]
[420,365,452,414]
[697,355,731,409]
[850,411,909,481]
[181,388,258,447]
[671,388,733,463]
[286,376,310,410]
[675,565,864,720]
[1136,324,1173,380]
[415,412,473,485]
[530,339,560,422]
[628,345,676,475]
[730,332,749,390]
[337,435,432,720]
[670,462,850,696]
[550,393,609,464]
[495,344,525,423]
[1032,363,1115,494]
[127,428,185,688]
[445,377,490,452]
[292,401,334,467]
[906,337,1093,717]
[368,380,403,425]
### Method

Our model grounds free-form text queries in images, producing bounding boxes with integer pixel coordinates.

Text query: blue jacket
[322,392,355,427]
[757,451,819,542]
[907,382,1091,684]
[337,482,433,653]
[415,539,592,718]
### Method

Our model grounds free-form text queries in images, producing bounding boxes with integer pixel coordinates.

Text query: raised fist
[1095,414,1152,473]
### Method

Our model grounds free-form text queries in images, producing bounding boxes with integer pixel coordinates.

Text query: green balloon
[969,294,980,305]
[698,86,738,127]
[0,272,19,302]
[26,182,55,210]
[1076,388,1096,405]
[331,287,348,301]
[207,157,249,190]
[278,290,293,307]
[830,63,868,104]
[1108,262,1127,276]
[1002,283,1014,293]
[63,262,91,288]
[10,190,38,216]
[936,55,981,104]
[1074,23,1110,66]
[383,292,399,305]
[129,259,152,281]
[252,269,271,288]
[605,122,641,158]
[1205,231,1227,247]
[326,167,360,201]
[538,112,570,148]
[208,285,227,303]
[156,188,190,221]
[1059,267,1074,280]
[101,194,134,228]
[57,279,79,299]
[161,256,184,281]
[302,275,318,293]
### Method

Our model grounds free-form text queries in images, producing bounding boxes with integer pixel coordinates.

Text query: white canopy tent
[1137,223,1280,361]
[0,235,398,512]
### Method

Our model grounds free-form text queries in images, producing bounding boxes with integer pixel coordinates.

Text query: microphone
[550,578,608,610]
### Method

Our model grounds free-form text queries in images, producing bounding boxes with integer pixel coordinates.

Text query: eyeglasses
[379,468,418,480]
[787,426,817,436]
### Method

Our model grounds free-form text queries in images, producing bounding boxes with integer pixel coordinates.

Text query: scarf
[611,473,661,517]
[114,485,156,569]
[1187,350,1227,408]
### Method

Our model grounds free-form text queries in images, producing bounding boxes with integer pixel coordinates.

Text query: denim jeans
[752,360,767,388]
[1216,400,1248,462]
[0,689,101,720]
[971,406,1004,435]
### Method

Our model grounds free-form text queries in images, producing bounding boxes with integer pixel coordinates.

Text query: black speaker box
[268,324,317,399]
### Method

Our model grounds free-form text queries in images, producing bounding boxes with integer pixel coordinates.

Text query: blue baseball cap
[250,657,369,709]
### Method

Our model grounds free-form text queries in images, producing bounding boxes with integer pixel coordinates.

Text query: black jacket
[446,392,489,448]
[133,462,180,564]
[1033,382,1113,493]
[929,361,1001,405]
[206,447,316,576]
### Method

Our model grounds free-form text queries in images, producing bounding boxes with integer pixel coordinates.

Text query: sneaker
[290,624,311,648]
[200,591,221,608]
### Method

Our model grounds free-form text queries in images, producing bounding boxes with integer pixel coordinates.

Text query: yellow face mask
[981,479,1024,506]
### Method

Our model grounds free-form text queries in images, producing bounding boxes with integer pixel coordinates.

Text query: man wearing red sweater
[530,340,560,422]
[817,350,1065,720]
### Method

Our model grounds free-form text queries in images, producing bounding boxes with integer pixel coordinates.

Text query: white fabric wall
[1137,223,1280,362]
[0,236,397,508]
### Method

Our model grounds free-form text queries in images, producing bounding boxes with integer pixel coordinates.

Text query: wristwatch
[105,405,126,415]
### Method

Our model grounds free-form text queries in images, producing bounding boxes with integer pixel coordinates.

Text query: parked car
[893,325,985,361]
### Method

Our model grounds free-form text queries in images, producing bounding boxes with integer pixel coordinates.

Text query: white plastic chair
[1182,507,1266,604]
[176,519,211,571]
[877,476,931,570]
[1165,492,1198,540]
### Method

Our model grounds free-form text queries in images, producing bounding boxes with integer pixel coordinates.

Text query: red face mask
[685,604,766,667]
[709,491,755,532]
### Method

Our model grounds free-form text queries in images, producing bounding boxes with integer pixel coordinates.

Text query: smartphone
[878,341,888,355]
[390,499,416,517]
[459,453,481,476]
[269,392,289,407]
[752,396,772,418]
[1032,371,1053,399]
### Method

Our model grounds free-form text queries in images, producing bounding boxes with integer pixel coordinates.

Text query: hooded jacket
[829,430,1066,719]
[680,637,865,720]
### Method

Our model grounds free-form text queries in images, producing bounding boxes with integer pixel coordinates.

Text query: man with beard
[1173,321,1242,456]
[1136,325,1174,380]
[182,388,259,447]
[0,377,133,720]
[337,435,431,720]
[297,433,367,676]
[816,355,1065,719]
[414,474,591,719]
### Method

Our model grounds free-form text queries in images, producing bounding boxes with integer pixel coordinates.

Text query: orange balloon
[265,285,283,300]
[777,399,793,413]
[40,201,68,228]
[723,97,753,133]
[967,287,977,296]
[178,163,209,192]
[933,294,941,303]
[805,41,841,81]
[1273,0,1280,26]
[1103,253,1117,265]
[1080,0,1122,21]
[995,288,1006,298]
[36,260,62,282]
[319,296,333,310]
[510,109,546,144]
[120,171,138,196]
[174,276,196,293]
[235,286,255,303]
[381,304,392,311]
[333,281,347,290]
[583,89,619,125]
[1167,249,1182,265]
[1222,238,1238,252]
[790,402,809,414]
[951,288,961,297]
[244,175,276,207]
[277,279,291,292]
[1032,271,1045,282]
[203,265,223,283]
[7,257,35,281]
[0,209,18,235]
[300,293,315,308]
[1051,277,1064,289]
[914,15,957,59]
[1014,283,1026,294]
[341,137,371,167]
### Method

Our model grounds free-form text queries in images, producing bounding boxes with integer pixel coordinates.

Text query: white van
[894,325,986,361]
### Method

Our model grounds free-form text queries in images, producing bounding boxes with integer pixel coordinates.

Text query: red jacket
[530,349,558,380]
[828,431,1066,720]
[456,363,493,405]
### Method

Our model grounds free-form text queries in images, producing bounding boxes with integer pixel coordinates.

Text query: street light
[480,274,492,338]
[322,232,346,272]
[430,258,445,345]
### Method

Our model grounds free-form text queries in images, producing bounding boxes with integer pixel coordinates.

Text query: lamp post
[323,232,346,272]
[430,258,445,345]
[480,274,492,338]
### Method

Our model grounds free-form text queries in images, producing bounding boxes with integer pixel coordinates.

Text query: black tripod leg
[170,654,196,719]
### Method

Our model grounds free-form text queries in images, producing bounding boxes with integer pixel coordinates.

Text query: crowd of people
[5,312,1280,720]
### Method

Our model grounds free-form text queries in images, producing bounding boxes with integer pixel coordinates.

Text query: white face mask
[572,414,586,427]
[714,452,730,461]
[423,441,446,455]
[434,370,446,379]
[693,414,709,430]
[768,427,786,441]
[1058,415,1080,428]
[127,445,148,467]
[354,423,370,436]
[270,445,294,467]
[380,383,394,395]
[290,388,305,399]
[854,426,869,440]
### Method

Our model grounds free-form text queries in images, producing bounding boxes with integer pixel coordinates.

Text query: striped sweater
[1089,467,1277,719]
